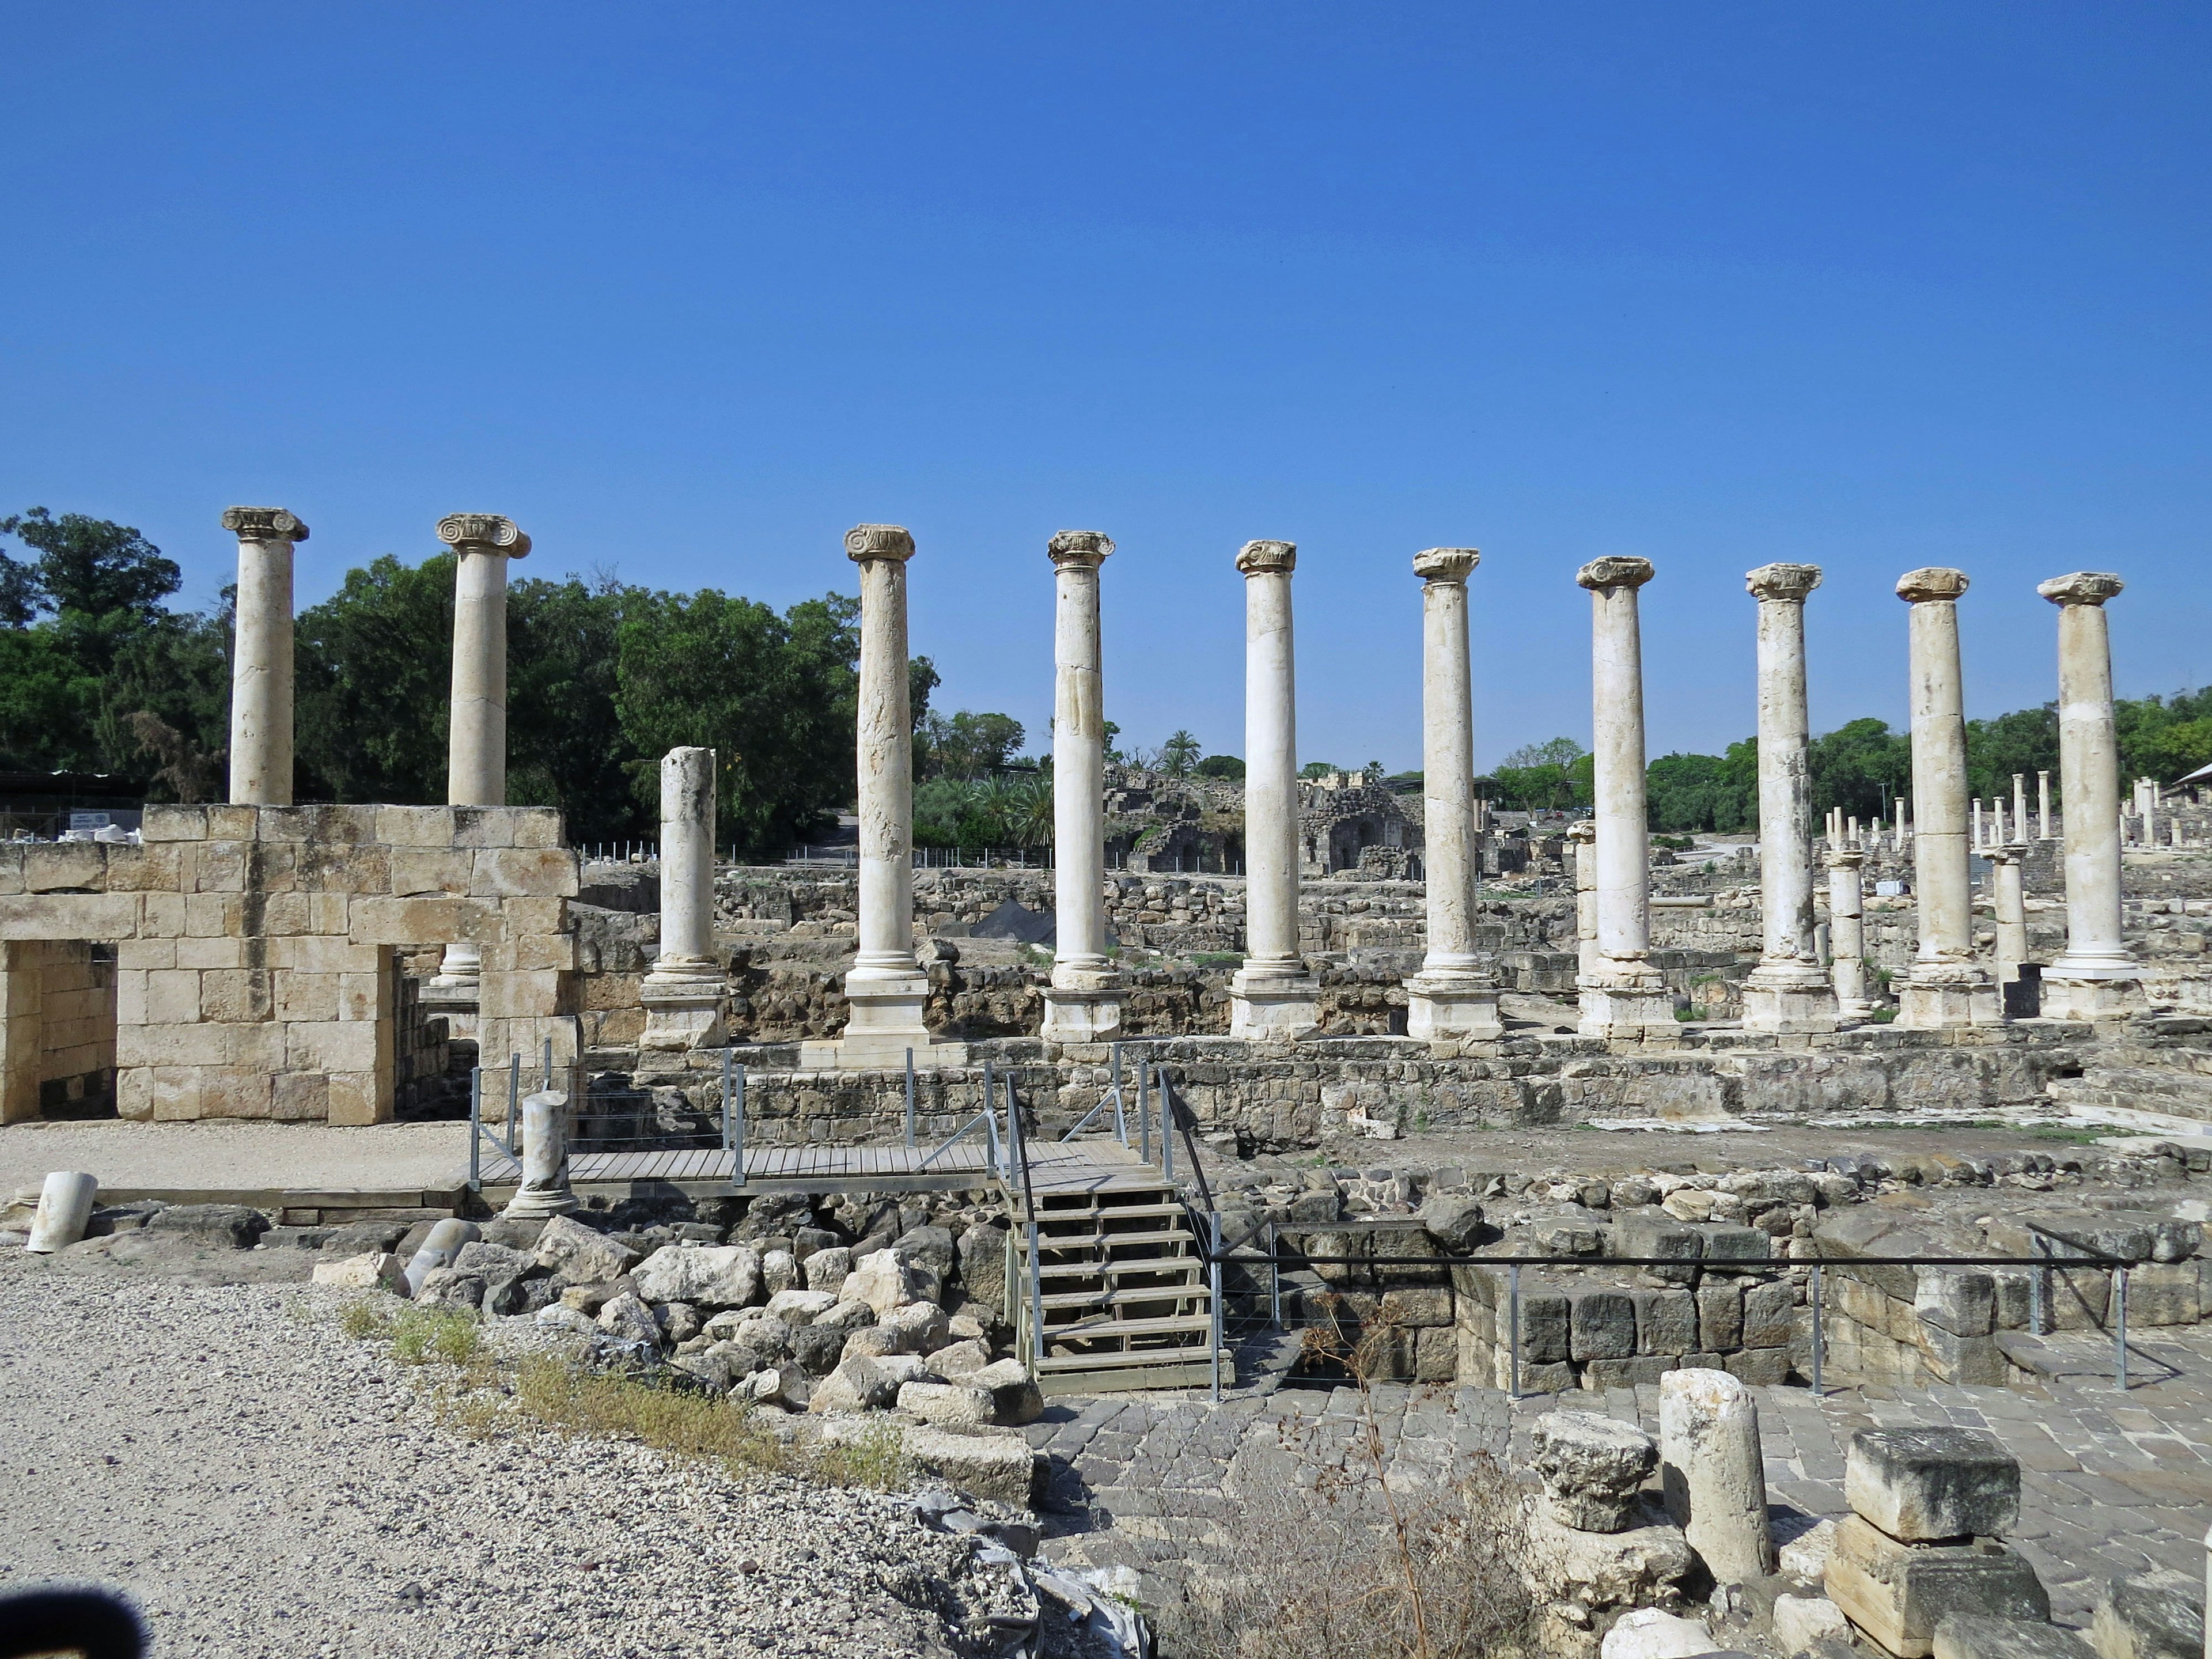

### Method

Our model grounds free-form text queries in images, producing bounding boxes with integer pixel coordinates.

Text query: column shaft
[1043,532,1122,1043]
[1570,822,1599,980]
[222,508,306,806]
[1744,563,1835,1033]
[1990,851,2027,986]
[1230,540,1317,1040]
[652,748,717,972]
[851,553,916,979]
[1827,853,1870,1018]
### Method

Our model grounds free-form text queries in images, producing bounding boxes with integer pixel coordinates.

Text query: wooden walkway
[469,1135,1156,1200]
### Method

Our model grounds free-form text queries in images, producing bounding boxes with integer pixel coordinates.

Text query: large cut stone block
[1741,1279,1797,1347]
[471,848,579,899]
[1846,1427,2021,1541]
[901,1425,1044,1508]
[1698,1282,1744,1351]
[1915,1269,1997,1336]
[1930,1613,2091,1658]
[1570,1288,1637,1360]
[2092,1570,2205,1659]
[1633,1287,1697,1356]
[1615,1212,1703,1284]
[1826,1516,2047,1658]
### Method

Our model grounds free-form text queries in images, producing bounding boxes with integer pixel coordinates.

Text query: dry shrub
[1181,1324,1536,1659]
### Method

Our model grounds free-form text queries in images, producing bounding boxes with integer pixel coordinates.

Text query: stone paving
[1027,1327,2212,1630]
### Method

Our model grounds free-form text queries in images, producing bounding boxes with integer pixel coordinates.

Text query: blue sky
[3,5,2206,770]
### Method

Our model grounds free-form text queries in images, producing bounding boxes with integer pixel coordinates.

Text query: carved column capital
[2037,571,2123,607]
[1412,547,1479,583]
[221,506,309,543]
[844,524,916,563]
[437,514,531,557]
[1745,562,1821,602]
[1047,529,1114,570]
[1825,847,1865,870]
[1576,555,1654,592]
[1895,566,1968,603]
[1236,539,1297,576]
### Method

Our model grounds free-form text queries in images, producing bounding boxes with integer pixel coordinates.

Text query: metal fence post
[1028,1218,1046,1371]
[1161,1074,1175,1183]
[468,1066,482,1191]
[1210,1209,1225,1403]
[720,1047,733,1154]
[2115,1266,2130,1392]
[507,1053,521,1144]
[1810,1264,1824,1397]
[1509,1263,1523,1400]
[732,1063,747,1180]
[2031,1236,2047,1336]
[904,1048,916,1149]
[1138,1061,1152,1163]
[541,1037,554,1090]
[1267,1220,1282,1330]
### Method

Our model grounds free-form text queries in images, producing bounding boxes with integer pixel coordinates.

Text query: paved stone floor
[1027,1327,2212,1629]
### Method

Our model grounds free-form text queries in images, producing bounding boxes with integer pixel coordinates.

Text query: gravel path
[0,1121,467,1199]
[0,1259,997,1657]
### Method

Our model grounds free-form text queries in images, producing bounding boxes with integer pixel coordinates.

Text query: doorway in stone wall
[33,940,119,1119]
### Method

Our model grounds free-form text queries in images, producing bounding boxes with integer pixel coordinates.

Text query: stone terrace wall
[0,804,580,1125]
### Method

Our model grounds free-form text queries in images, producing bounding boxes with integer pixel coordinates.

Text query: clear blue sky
[4,5,2206,771]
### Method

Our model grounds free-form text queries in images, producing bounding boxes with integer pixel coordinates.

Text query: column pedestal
[1741,966,1844,1037]
[1041,978,1124,1044]
[1406,970,1503,1043]
[1229,964,1323,1041]
[800,976,967,1070]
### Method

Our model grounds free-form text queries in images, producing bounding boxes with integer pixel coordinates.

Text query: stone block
[901,1425,1044,1508]
[205,805,259,840]
[25,843,111,894]
[118,1022,227,1068]
[1742,1279,1797,1347]
[510,808,566,849]
[1414,1324,1457,1381]
[199,1069,273,1119]
[968,1358,1043,1426]
[1724,1346,1790,1386]
[175,935,243,970]
[1380,1285,1453,1327]
[1633,1288,1698,1356]
[1827,1516,2048,1658]
[313,1251,408,1293]
[1615,1211,1703,1283]
[1921,1327,2006,1386]
[2091,1570,2204,1659]
[1846,1428,2020,1541]
[187,843,248,894]
[145,969,201,1025]
[286,1020,383,1074]
[1529,1408,1658,1532]
[199,968,272,1023]
[1699,1282,1744,1351]
[2122,1262,2201,1327]
[147,1066,203,1120]
[271,1073,329,1121]
[375,806,456,847]
[482,970,566,1019]
[389,849,474,898]
[1931,1614,2091,1659]
[471,848,579,899]
[141,805,207,841]
[1570,1288,1638,1360]
[275,972,340,1022]
[325,1070,391,1127]
[0,891,141,941]
[1915,1270,1997,1336]
[1772,1593,1851,1654]
[348,896,463,946]
[101,844,181,892]
[115,938,174,971]
[1524,1505,1694,1616]
[183,892,243,935]
[1597,1607,1718,1657]
[1701,1224,1771,1265]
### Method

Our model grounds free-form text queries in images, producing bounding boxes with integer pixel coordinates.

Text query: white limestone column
[1041,530,1122,1042]
[1988,847,2027,988]
[1827,850,1871,1020]
[805,525,963,1068]
[221,507,307,806]
[1406,548,1500,1043]
[1895,795,1910,851]
[1569,819,1599,981]
[2037,571,2143,1021]
[1230,539,1319,1040]
[1660,1368,1776,1584]
[2038,771,2052,839]
[1743,563,1837,1035]
[1895,569,1999,1028]
[430,513,529,1000]
[2012,774,2028,843]
[1575,557,1675,1042]
[641,746,726,1050]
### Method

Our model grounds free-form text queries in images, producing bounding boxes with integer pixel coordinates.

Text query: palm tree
[1161,730,1202,777]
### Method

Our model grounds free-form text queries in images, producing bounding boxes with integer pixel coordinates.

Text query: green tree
[1808,718,1911,820]
[1299,760,1338,779]
[1488,737,1591,810]
[1645,739,1757,832]
[505,573,638,843]
[2117,688,2212,783]
[918,710,1027,780]
[1196,753,1245,781]
[1965,704,2059,805]
[1160,730,1202,777]
[294,553,458,806]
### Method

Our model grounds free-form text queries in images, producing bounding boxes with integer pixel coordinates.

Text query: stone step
[2048,1066,2212,1124]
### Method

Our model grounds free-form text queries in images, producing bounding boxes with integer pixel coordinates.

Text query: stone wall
[0,939,120,1119]
[0,804,581,1124]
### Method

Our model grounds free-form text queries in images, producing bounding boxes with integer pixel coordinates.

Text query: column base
[1230,967,1320,1042]
[1740,965,1839,1036]
[800,974,968,1070]
[639,978,728,1051]
[2037,971,2145,1024]
[501,1181,578,1220]
[1403,971,1502,1043]
[1577,961,1678,1044]
[1041,986,1124,1043]
[1896,964,2002,1030]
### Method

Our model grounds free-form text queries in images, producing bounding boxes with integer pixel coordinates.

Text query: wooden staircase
[1010,1174,1225,1395]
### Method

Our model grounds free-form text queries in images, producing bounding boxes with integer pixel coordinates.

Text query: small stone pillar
[804,527,965,1069]
[1828,850,1872,1020]
[2037,771,2052,839]
[1660,1367,1775,1585]
[221,507,308,806]
[1988,849,2028,986]
[1040,531,1122,1043]
[641,747,726,1050]
[1896,794,1911,851]
[1569,819,1599,982]
[25,1171,97,1253]
[1575,557,1675,1042]
[502,1090,578,1219]
[1405,548,1501,1043]
[1895,569,2000,1029]
[430,513,531,1002]
[1743,563,1838,1035]
[2037,572,2144,1021]
[1230,540,1319,1040]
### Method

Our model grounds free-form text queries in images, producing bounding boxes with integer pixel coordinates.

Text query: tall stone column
[1569,820,1599,982]
[1230,540,1319,1040]
[1041,531,1122,1043]
[429,513,529,1001]
[1826,850,1871,1020]
[1742,563,1837,1035]
[1988,847,2028,989]
[1575,557,1676,1043]
[221,507,308,806]
[805,526,965,1069]
[2038,771,2052,839]
[1405,548,1501,1043]
[641,747,726,1050]
[1895,569,2000,1028]
[2037,572,2143,1021]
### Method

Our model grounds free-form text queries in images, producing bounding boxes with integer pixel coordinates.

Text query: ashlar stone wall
[0,804,580,1126]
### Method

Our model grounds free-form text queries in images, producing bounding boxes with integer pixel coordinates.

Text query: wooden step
[1033,1226,1195,1254]
[1037,1255,1198,1280]
[1040,1285,1208,1313]
[1042,1312,1217,1347]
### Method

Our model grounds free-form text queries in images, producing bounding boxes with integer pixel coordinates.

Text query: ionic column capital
[2037,571,2123,607]
[844,523,915,563]
[1047,529,1115,570]
[1745,562,1821,603]
[1236,539,1297,576]
[1412,547,1479,584]
[1895,566,1967,603]
[1566,819,1596,844]
[221,506,309,543]
[1575,555,1653,592]
[1985,846,2021,866]
[1824,847,1865,870]
[437,513,531,558]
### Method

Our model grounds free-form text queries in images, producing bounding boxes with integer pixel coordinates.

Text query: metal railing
[467,1042,744,1192]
